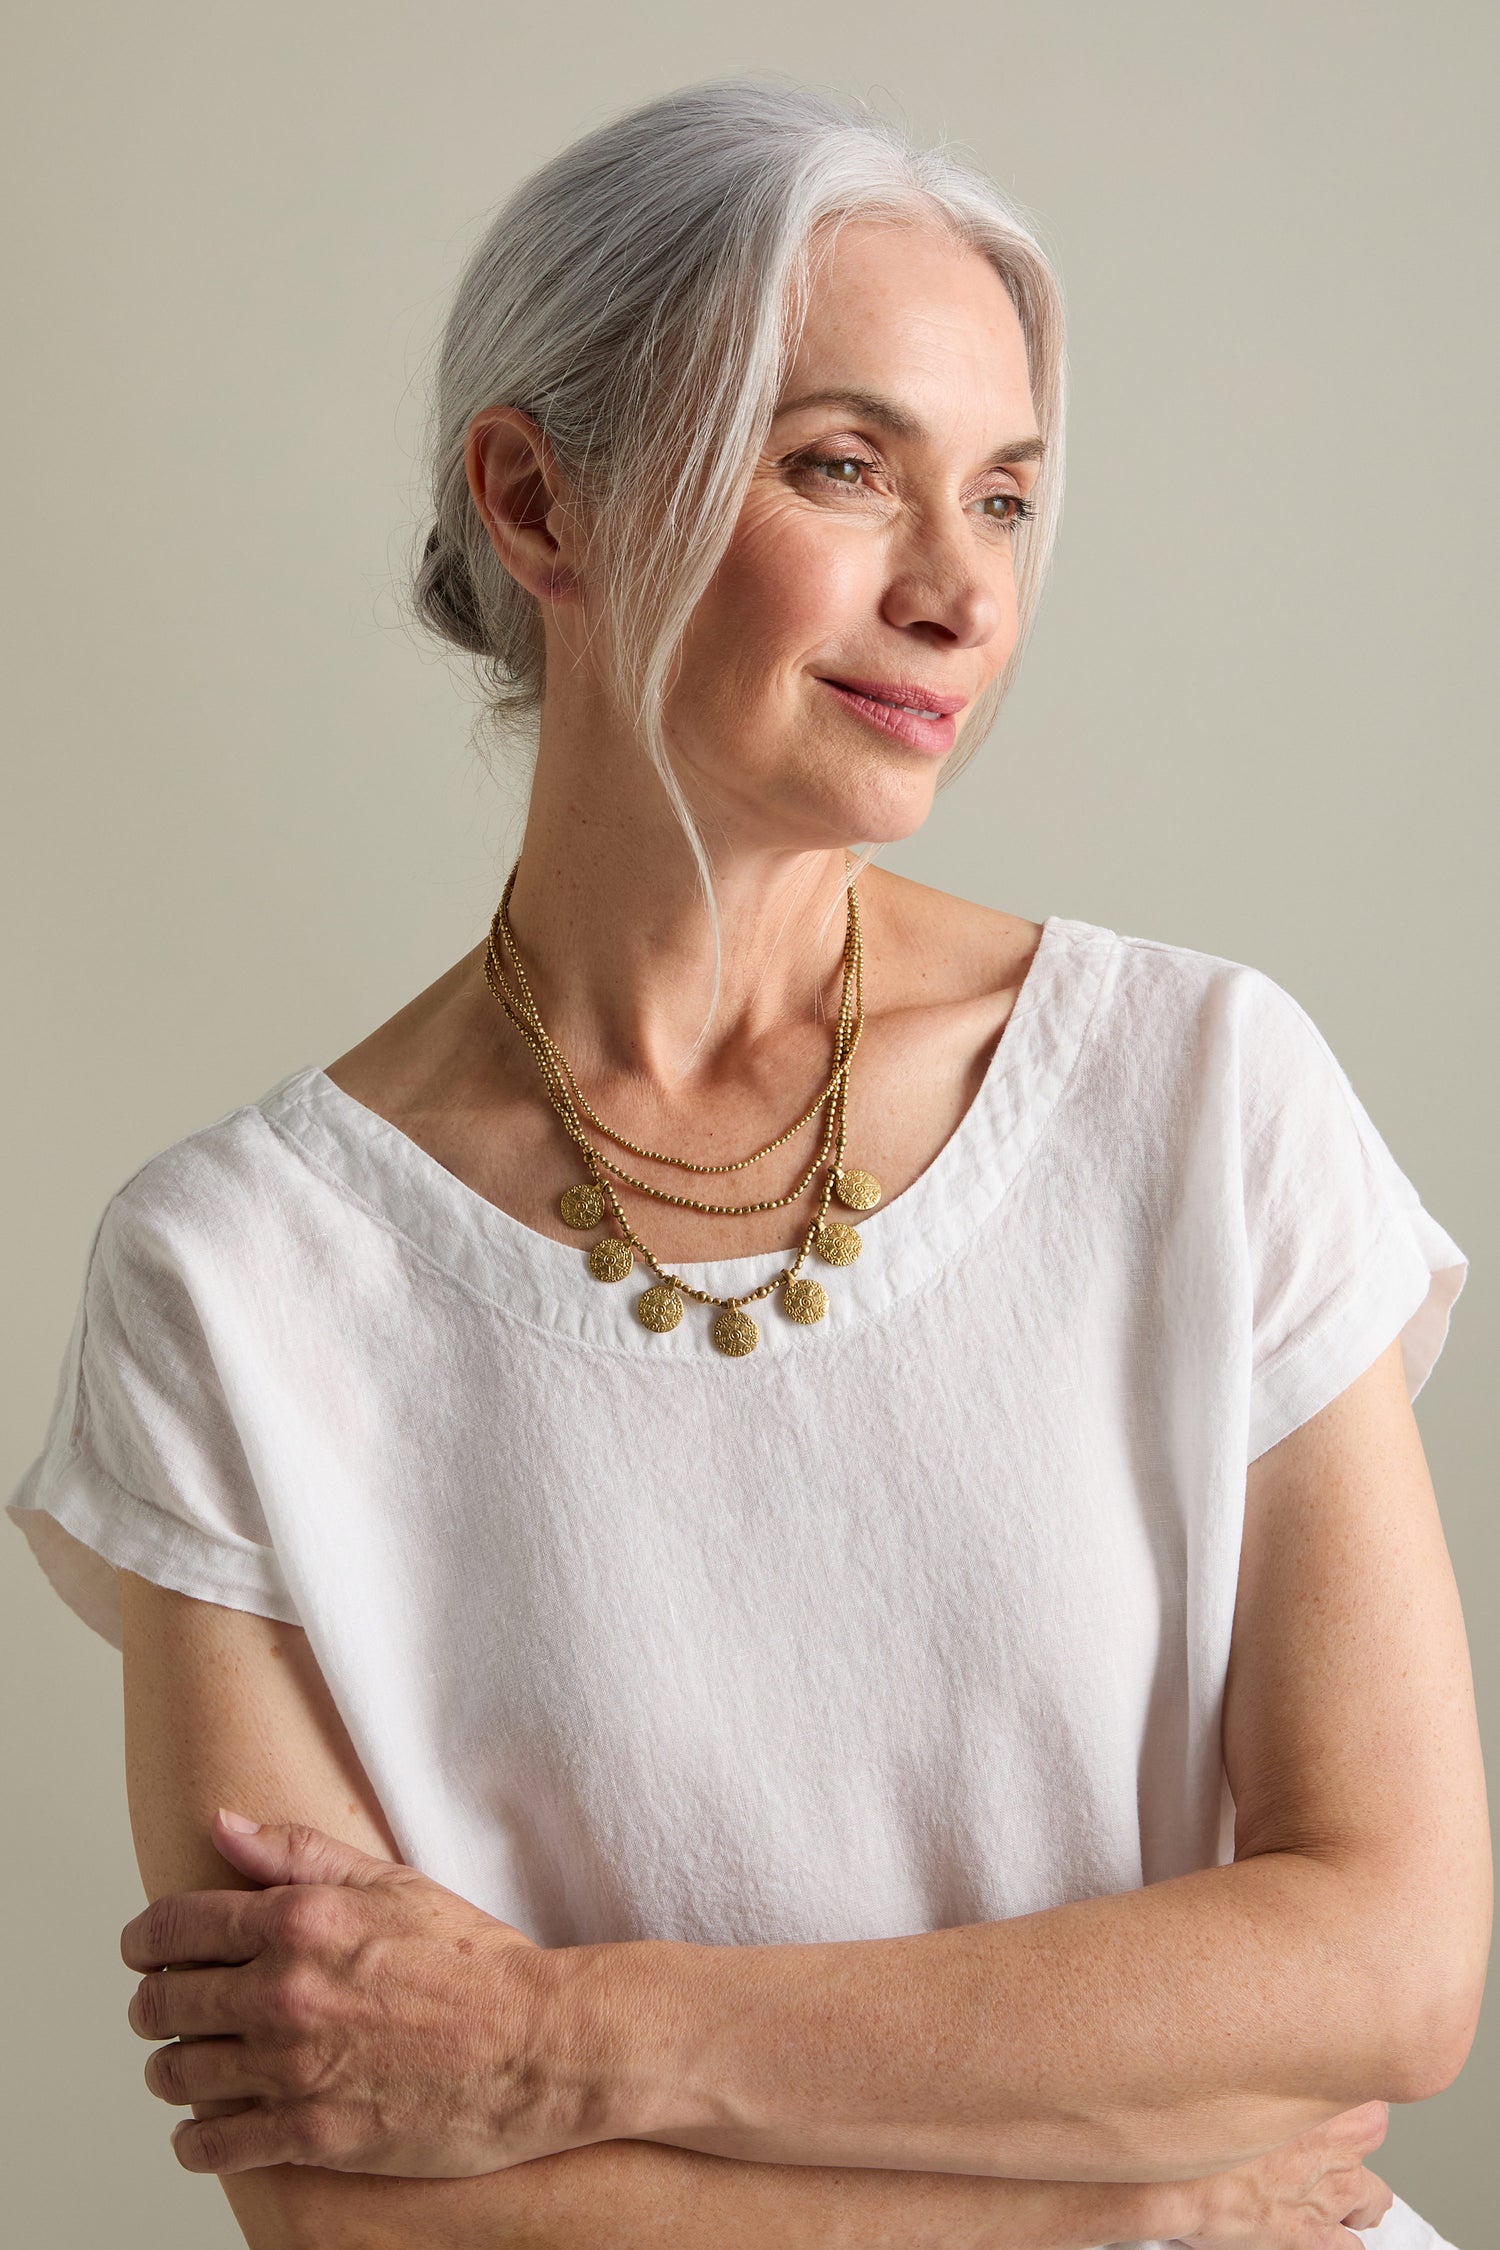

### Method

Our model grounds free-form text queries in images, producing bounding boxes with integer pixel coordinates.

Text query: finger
[1300,2099,1389,2169]
[144,2035,272,2108]
[1342,2099,1390,2156]
[121,1888,272,1971]
[1342,2167,1395,2230]
[171,2102,323,2177]
[211,1810,411,1892]
[129,1964,261,2041]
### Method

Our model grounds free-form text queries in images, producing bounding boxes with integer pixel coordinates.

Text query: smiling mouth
[818,676,968,719]
[817,678,963,756]
[861,693,940,718]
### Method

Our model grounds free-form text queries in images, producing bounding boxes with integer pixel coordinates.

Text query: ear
[463,404,581,602]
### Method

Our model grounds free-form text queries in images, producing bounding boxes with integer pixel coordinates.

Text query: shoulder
[866,866,1311,1055]
[1087,926,1378,1159]
[1096,918,1288,1017]
[858,865,1046,1014]
[89,1076,320,1285]
[1031,906,1338,1063]
[1069,927,1424,1263]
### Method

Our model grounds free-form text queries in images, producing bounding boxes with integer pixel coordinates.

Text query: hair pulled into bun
[402,71,1065,1039]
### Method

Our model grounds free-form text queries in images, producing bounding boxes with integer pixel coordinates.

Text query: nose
[879,505,1010,650]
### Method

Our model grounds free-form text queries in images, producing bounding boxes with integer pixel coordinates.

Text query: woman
[8,74,1488,2250]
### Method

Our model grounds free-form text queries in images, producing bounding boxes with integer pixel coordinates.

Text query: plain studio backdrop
[2,4,1494,2242]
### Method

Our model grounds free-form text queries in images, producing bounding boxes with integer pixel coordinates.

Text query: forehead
[786,217,1032,414]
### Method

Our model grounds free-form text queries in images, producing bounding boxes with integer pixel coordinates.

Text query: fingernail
[218,1807,261,1833]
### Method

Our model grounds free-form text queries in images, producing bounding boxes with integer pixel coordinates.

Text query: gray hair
[407,73,1068,1041]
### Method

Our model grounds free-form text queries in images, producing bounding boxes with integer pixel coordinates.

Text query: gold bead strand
[828,878,882,1217]
[478,864,877,1355]
[571,940,867,1352]
[483,917,863,1220]
[494,861,861,1177]
[595,909,869,1352]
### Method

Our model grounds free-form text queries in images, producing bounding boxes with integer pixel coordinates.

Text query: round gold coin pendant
[560,1181,605,1230]
[815,1220,862,1267]
[636,1282,683,1333]
[782,1277,828,1325]
[712,1307,760,1357]
[835,1168,882,1212]
[587,1236,635,1283]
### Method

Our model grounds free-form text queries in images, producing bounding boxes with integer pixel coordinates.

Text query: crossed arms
[117,1338,1491,2247]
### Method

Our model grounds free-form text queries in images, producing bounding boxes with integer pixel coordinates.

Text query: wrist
[1141,2175,1214,2243]
[538,1936,712,2146]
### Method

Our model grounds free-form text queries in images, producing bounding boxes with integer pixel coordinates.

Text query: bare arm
[593,1338,1492,2181]
[117,1569,1189,2250]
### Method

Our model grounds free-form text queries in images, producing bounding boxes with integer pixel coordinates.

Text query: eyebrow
[774,385,1047,466]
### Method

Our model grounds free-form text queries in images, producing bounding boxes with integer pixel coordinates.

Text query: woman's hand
[120,1809,606,2179]
[1177,2100,1394,2248]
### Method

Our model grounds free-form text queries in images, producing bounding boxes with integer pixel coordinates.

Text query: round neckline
[255,914,1119,1362]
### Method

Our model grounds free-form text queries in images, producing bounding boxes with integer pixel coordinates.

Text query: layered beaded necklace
[481,859,883,1358]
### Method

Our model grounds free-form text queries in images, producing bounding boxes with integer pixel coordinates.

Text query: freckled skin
[321,218,1053,1275]
[663,219,1033,852]
[108,208,1464,2244]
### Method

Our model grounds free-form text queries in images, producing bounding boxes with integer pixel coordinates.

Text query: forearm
[590,1849,1445,2182]
[217,2142,1186,2250]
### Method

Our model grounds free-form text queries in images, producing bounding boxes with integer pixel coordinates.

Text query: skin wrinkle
[109,210,1488,2250]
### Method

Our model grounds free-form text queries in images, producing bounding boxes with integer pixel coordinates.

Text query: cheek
[697,504,872,678]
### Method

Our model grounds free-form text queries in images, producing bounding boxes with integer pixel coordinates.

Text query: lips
[821,676,968,717]
[818,675,964,755]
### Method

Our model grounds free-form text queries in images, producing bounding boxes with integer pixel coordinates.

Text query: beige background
[3,3,1494,2241]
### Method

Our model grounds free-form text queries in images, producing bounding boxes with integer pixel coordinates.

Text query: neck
[500,692,862,1094]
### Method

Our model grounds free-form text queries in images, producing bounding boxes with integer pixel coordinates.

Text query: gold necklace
[480,862,884,1356]
[499,876,852,1181]
[489,865,877,1217]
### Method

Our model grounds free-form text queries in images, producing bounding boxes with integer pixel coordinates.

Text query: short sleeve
[1240,970,1468,1462]
[7,1182,302,1650]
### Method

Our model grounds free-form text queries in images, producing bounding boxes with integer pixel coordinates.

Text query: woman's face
[665,216,1045,850]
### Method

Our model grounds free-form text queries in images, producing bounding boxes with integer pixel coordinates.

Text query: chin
[844,796,938,847]
[710,725,944,850]
[831,750,944,845]
[786,770,940,852]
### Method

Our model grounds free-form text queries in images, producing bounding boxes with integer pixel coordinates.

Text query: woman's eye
[793,452,1035,530]
[983,493,1036,530]
[799,453,870,485]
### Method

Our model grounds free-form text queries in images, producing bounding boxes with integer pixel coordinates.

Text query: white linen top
[8,914,1469,2250]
